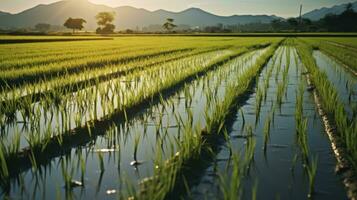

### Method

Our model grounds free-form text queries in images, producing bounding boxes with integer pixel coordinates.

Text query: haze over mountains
[0,0,356,30]
[302,1,357,20]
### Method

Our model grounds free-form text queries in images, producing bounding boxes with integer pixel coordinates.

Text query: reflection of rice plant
[252,181,258,200]
[98,151,105,172]
[240,109,245,131]
[133,134,141,162]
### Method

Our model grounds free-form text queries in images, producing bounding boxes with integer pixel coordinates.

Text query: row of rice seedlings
[262,49,279,99]
[0,36,272,62]
[0,43,162,70]
[310,50,356,120]
[0,37,182,60]
[219,125,257,200]
[252,47,283,125]
[275,47,291,109]
[0,48,255,180]
[0,46,207,96]
[133,41,281,200]
[0,47,195,89]
[0,49,233,130]
[301,38,357,73]
[0,44,154,71]
[0,46,239,125]
[295,82,310,163]
[296,40,357,169]
[274,46,285,81]
[0,38,277,88]
[23,48,248,198]
[295,84,318,198]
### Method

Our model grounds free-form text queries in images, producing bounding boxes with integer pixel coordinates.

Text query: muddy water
[0,49,267,199]
[189,47,347,200]
[313,50,357,120]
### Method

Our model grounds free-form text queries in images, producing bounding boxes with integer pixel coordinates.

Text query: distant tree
[124,29,134,34]
[35,23,51,32]
[301,18,312,26]
[96,12,116,34]
[346,3,354,12]
[162,18,177,32]
[63,18,86,33]
[287,18,298,27]
[271,19,282,31]
[321,3,357,32]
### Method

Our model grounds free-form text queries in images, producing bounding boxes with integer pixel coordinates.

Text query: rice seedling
[219,154,244,200]
[307,156,318,198]
[263,115,272,152]
[2,35,352,200]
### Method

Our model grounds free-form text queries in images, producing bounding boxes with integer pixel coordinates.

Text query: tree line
[270,3,357,32]
[29,3,357,34]
[62,12,116,34]
[34,12,176,34]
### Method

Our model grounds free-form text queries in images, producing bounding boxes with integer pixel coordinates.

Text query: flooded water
[0,49,267,199]
[0,50,232,150]
[313,50,357,120]
[189,47,347,200]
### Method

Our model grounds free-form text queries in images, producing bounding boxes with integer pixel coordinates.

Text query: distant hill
[302,1,357,21]
[0,0,281,30]
[0,11,10,17]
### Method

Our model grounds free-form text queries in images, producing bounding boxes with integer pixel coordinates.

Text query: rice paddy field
[0,36,356,200]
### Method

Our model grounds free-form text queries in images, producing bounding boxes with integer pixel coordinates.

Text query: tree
[271,19,282,31]
[162,18,177,32]
[287,18,298,27]
[346,3,354,13]
[321,3,357,32]
[96,12,116,34]
[35,23,51,32]
[63,18,86,33]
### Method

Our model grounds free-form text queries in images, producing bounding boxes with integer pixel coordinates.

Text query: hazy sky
[0,0,355,17]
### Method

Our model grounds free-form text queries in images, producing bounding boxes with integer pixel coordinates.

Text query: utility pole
[299,4,303,25]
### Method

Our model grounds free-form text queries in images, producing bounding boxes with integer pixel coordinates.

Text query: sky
[0,0,355,17]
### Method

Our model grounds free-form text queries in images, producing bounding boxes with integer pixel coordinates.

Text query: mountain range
[0,0,356,30]
[302,1,357,21]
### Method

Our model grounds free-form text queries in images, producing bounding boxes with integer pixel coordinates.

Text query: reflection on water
[190,47,347,200]
[313,50,357,120]
[0,49,267,199]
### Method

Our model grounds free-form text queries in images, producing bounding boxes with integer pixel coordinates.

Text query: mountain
[0,11,10,17]
[0,0,113,29]
[302,1,357,21]
[0,0,280,30]
[115,7,280,29]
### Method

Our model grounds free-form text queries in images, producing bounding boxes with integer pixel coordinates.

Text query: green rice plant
[307,156,318,198]
[296,39,357,168]
[133,39,283,200]
[295,82,310,162]
[263,115,272,152]
[219,154,243,200]
[60,158,75,191]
